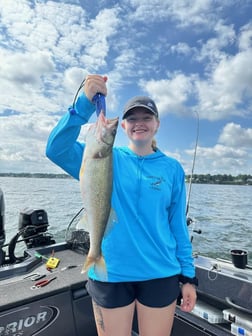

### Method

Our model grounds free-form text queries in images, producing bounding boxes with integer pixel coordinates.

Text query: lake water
[0,177,251,262]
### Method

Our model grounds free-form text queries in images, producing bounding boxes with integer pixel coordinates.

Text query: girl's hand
[180,283,197,312]
[84,74,107,102]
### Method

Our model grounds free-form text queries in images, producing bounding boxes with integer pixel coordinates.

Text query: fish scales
[79,111,119,276]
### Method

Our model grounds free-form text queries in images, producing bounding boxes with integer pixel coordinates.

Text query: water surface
[1,177,251,262]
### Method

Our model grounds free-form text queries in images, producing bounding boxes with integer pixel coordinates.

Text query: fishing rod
[186,109,199,217]
[185,110,202,240]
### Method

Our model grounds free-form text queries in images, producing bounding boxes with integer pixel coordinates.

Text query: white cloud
[0,0,251,174]
[0,107,67,174]
[0,2,121,115]
[129,0,213,27]
[136,19,252,122]
[196,144,247,159]
[239,22,252,50]
[218,123,252,148]
[185,122,252,174]
[0,50,54,85]
[185,144,249,174]
[170,42,194,57]
[196,47,252,120]
[197,21,236,66]
[62,67,88,93]
[139,73,196,117]
[193,20,252,121]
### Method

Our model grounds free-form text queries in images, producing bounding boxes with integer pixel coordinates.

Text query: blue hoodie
[46,93,195,282]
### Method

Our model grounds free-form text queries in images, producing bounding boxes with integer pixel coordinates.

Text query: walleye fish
[79,111,119,277]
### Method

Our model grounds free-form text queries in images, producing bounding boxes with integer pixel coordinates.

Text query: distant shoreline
[0,173,251,185]
[0,173,72,179]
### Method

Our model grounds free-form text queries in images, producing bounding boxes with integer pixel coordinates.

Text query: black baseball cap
[122,96,159,119]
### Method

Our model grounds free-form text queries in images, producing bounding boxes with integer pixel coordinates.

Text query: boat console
[0,207,96,335]
[0,242,97,336]
[0,193,97,336]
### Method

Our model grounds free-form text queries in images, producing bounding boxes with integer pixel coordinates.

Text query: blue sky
[0,0,252,175]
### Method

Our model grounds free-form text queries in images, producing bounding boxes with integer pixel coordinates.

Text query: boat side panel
[195,263,252,312]
[0,291,77,336]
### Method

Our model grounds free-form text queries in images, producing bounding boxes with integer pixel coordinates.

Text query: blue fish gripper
[92,93,106,116]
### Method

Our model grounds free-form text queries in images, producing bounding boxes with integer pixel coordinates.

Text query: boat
[0,187,252,336]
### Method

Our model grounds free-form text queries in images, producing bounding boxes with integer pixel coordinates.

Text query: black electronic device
[18,208,54,249]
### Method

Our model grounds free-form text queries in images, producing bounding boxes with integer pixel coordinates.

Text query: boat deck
[1,244,252,335]
[0,243,87,310]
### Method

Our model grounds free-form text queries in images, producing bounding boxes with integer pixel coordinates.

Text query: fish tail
[81,256,96,273]
[82,255,108,280]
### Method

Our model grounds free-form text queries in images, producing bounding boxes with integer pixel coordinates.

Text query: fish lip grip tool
[92,93,106,116]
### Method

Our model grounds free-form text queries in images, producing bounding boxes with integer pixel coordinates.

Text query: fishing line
[186,110,199,217]
[68,78,87,115]
[64,207,84,241]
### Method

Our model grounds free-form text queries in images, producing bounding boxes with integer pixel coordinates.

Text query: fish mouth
[96,112,119,145]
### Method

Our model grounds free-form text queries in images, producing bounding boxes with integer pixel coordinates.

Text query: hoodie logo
[147,176,165,190]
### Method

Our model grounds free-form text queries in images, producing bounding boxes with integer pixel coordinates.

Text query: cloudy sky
[0,0,252,175]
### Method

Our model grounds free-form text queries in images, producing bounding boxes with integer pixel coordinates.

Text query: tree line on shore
[185,174,252,185]
[0,172,252,185]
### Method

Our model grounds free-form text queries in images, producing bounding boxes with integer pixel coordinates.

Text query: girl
[46,74,197,336]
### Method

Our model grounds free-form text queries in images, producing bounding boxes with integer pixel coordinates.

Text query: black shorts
[86,275,180,308]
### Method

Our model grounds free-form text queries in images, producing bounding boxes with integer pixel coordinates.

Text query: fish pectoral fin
[104,208,118,237]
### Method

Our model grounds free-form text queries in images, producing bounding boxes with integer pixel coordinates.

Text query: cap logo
[147,102,153,107]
